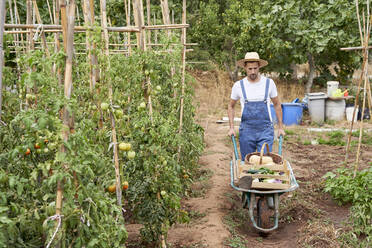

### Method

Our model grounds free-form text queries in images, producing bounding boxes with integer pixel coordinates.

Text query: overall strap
[240,80,248,101]
[264,78,270,102]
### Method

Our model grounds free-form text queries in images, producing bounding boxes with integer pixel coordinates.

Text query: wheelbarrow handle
[231,134,240,161]
[278,135,283,156]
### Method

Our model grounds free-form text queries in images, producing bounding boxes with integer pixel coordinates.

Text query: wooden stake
[345,7,372,165]
[54,0,63,86]
[32,0,51,57]
[124,0,131,55]
[82,0,96,90]
[46,0,53,24]
[177,0,186,161]
[146,0,151,49]
[160,0,171,37]
[0,0,5,121]
[100,0,123,209]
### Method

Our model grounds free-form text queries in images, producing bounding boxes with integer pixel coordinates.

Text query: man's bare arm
[271,96,285,136]
[228,99,238,136]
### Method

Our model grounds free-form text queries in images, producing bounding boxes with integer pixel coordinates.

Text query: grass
[189,168,213,198]
[223,192,250,247]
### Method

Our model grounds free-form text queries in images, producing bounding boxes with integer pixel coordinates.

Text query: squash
[248,155,273,165]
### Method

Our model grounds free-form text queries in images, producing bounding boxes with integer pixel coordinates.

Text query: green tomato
[127,151,136,159]
[26,94,33,100]
[43,148,49,153]
[160,190,166,197]
[119,142,131,151]
[156,85,162,91]
[101,102,109,111]
[139,102,146,109]
[162,160,167,166]
[48,142,57,150]
[115,109,124,118]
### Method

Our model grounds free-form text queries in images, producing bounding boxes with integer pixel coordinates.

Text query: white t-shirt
[230,76,278,120]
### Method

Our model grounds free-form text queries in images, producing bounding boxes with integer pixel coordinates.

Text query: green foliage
[323,167,372,236]
[317,131,346,146]
[188,0,360,83]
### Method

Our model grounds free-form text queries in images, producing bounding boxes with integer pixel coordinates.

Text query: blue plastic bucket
[282,103,303,125]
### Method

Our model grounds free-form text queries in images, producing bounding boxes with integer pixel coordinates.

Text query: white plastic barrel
[346,106,358,122]
[326,99,345,121]
[307,92,327,124]
[327,81,339,97]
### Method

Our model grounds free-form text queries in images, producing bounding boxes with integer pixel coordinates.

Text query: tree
[189,0,361,92]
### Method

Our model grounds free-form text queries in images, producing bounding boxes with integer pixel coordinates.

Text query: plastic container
[326,98,345,121]
[346,106,358,122]
[282,103,303,125]
[327,81,339,97]
[307,92,327,124]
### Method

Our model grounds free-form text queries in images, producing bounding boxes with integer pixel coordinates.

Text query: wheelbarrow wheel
[257,197,272,229]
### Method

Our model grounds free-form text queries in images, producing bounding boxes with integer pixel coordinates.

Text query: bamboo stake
[54,0,62,85]
[7,0,21,82]
[46,0,53,24]
[177,0,186,161]
[124,0,131,55]
[0,0,5,121]
[60,0,68,51]
[51,1,76,246]
[345,6,372,164]
[160,0,171,37]
[354,2,371,177]
[100,0,123,209]
[32,0,51,57]
[13,0,24,53]
[25,0,34,109]
[146,0,151,49]
[82,0,96,90]
[154,12,158,45]
[76,4,81,26]
[132,0,140,48]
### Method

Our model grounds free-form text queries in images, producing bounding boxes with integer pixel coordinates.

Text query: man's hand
[228,128,236,137]
[278,128,285,137]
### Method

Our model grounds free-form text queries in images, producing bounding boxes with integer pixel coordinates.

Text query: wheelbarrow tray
[230,157,299,194]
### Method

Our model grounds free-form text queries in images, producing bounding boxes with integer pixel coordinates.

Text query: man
[228,52,285,161]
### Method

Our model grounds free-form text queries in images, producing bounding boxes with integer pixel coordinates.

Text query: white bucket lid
[307,92,327,99]
[327,81,339,86]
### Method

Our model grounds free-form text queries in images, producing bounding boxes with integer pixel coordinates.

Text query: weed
[225,235,248,248]
[189,168,213,198]
[285,129,295,135]
[188,210,206,221]
[327,130,345,139]
[303,140,311,145]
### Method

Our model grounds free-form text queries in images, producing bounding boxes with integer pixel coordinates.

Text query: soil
[126,70,372,247]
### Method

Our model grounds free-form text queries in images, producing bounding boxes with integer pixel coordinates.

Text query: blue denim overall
[239,78,274,161]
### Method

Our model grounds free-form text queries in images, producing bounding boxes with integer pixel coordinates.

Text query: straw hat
[236,52,268,68]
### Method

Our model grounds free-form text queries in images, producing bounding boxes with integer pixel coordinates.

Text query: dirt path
[167,120,232,247]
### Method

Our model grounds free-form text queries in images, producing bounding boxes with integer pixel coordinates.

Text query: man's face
[245,62,259,81]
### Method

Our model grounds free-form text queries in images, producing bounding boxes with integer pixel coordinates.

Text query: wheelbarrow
[230,135,299,233]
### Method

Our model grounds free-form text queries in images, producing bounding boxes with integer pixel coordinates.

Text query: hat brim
[236,59,268,68]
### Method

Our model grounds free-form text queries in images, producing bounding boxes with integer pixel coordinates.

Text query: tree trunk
[224,62,238,82]
[305,53,315,93]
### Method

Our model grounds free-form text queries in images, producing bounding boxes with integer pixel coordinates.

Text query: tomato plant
[0,30,204,247]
